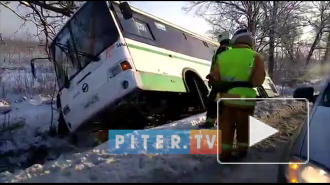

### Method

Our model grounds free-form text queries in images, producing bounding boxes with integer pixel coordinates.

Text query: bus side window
[115,11,138,34]
[185,33,211,60]
[115,10,154,41]
[134,19,154,40]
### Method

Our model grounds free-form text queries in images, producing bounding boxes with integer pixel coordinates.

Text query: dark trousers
[219,105,255,158]
[206,85,221,120]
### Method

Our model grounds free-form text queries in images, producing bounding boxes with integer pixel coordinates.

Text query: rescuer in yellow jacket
[208,28,266,161]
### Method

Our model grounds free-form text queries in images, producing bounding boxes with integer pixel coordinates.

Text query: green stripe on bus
[127,43,211,67]
[139,71,187,92]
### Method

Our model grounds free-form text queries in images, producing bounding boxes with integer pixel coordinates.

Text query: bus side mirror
[119,2,133,20]
[30,57,50,79]
[31,61,36,79]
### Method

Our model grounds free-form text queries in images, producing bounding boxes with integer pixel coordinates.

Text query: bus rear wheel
[184,71,209,111]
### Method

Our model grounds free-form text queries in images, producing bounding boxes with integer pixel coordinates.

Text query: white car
[277,78,330,183]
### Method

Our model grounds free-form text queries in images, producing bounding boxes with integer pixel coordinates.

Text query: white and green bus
[32,1,278,135]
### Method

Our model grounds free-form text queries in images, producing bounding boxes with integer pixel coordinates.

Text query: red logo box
[190,130,221,154]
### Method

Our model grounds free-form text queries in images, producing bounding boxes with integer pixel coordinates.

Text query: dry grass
[0,69,56,98]
[0,38,54,98]
[231,101,309,150]
[252,101,309,150]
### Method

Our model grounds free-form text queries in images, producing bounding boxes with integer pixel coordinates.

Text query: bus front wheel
[58,112,70,137]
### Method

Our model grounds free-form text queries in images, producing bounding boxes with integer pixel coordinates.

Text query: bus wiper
[54,42,71,57]
[54,42,99,61]
[67,25,101,63]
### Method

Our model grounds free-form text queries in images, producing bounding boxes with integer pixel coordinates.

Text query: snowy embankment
[0,95,77,173]
[0,99,309,183]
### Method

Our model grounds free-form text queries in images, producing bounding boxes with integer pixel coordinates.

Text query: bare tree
[183,1,304,79]
[261,1,278,78]
[305,1,330,64]
[183,1,267,51]
[0,1,84,55]
[323,32,330,63]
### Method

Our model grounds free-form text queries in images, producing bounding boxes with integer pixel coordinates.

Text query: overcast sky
[0,1,37,39]
[0,1,211,40]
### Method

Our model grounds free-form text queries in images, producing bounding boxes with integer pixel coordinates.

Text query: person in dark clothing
[200,31,232,128]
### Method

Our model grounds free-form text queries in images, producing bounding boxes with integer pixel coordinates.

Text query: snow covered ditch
[0,99,310,183]
[0,94,71,173]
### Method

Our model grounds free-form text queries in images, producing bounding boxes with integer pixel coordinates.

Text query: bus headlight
[286,157,330,183]
[109,61,132,79]
[120,61,132,71]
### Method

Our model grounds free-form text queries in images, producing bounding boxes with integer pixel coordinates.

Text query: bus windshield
[50,1,119,88]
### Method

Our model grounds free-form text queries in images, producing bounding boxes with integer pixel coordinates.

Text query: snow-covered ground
[0,94,57,148]
[0,94,77,173]
[0,42,325,182]
[0,64,318,183]
[0,98,309,183]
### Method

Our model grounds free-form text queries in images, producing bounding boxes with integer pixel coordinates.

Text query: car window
[320,83,330,107]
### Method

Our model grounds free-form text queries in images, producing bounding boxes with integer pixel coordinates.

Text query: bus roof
[113,1,219,46]
[51,1,219,47]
